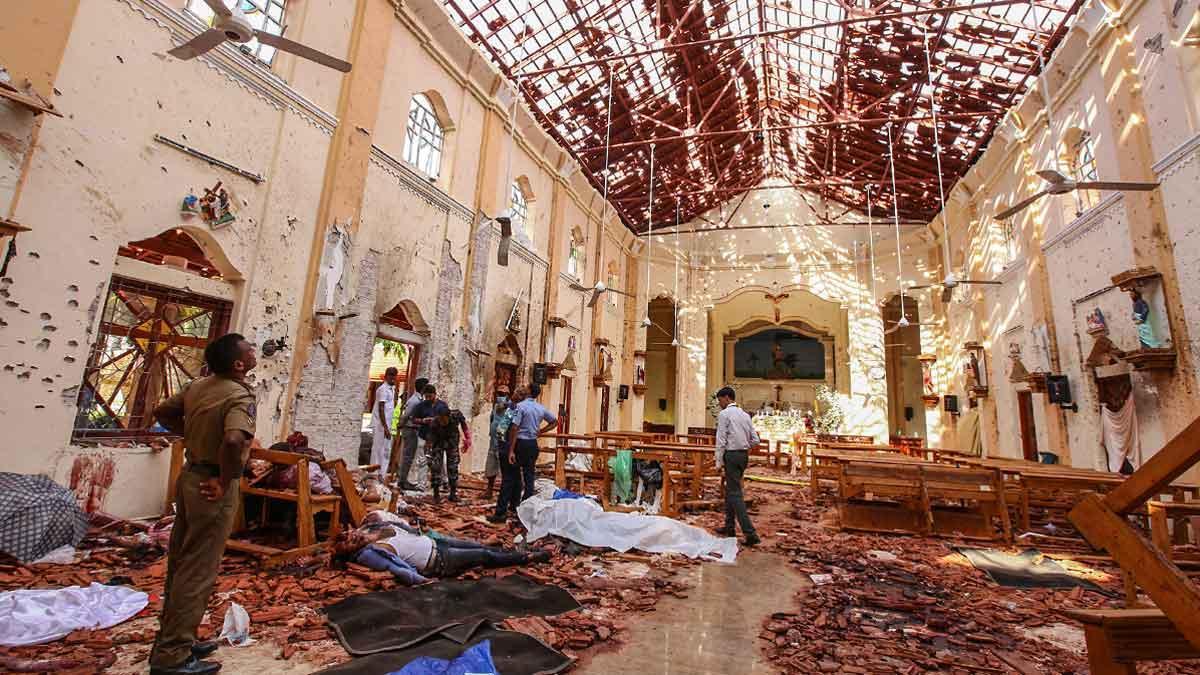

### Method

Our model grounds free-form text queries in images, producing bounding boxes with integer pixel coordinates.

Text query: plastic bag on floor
[518,495,737,563]
[388,639,498,675]
[608,450,633,503]
[217,602,255,646]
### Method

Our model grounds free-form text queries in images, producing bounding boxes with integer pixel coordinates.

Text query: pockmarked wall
[0,0,635,516]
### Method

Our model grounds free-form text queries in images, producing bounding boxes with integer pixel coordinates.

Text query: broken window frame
[72,276,233,443]
[1072,130,1101,211]
[404,94,446,179]
[185,0,287,65]
[510,181,530,238]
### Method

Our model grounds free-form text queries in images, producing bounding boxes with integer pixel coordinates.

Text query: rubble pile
[0,492,698,672]
[751,483,1200,675]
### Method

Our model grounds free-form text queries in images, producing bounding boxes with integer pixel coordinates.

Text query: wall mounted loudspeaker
[618,384,629,401]
[944,395,959,414]
[658,398,668,411]
[531,363,548,385]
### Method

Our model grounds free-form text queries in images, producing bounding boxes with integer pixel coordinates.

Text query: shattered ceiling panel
[441,0,1082,233]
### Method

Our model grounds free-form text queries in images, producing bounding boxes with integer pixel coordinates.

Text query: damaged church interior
[4,0,1200,672]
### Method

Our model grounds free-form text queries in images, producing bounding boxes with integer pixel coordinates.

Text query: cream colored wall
[0,0,630,514]
[926,0,1200,479]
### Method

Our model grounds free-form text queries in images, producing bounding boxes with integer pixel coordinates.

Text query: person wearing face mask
[484,385,510,501]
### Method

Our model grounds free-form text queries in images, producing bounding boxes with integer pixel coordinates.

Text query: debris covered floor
[3,472,1198,674]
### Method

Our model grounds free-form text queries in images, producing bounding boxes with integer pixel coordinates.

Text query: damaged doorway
[365,303,425,461]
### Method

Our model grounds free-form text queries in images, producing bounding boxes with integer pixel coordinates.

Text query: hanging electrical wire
[496,77,521,266]
[885,122,911,334]
[671,201,680,348]
[642,144,656,328]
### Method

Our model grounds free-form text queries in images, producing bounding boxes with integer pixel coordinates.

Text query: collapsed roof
[442,0,1083,233]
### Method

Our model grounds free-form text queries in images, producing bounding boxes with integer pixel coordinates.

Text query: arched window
[186,0,285,65]
[404,94,445,178]
[1071,131,1100,212]
[565,226,584,280]
[510,182,529,235]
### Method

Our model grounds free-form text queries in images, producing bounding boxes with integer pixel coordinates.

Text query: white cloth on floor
[1101,393,1139,473]
[518,496,738,563]
[0,582,148,646]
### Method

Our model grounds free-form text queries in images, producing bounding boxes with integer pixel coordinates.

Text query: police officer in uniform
[149,333,257,675]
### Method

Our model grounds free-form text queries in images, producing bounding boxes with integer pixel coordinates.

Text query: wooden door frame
[1017,390,1039,461]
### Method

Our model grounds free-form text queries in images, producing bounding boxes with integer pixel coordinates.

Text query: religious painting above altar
[732,329,825,380]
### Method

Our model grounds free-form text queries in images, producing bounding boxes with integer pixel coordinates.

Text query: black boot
[191,641,218,658]
[432,484,441,504]
[448,482,459,502]
[149,656,222,675]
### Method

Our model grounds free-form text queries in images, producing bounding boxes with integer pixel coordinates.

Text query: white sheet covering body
[0,583,149,646]
[517,496,738,563]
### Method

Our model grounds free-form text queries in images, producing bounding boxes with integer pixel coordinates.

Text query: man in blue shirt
[489,384,554,522]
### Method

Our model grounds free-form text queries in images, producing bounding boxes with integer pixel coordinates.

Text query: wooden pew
[1062,609,1200,674]
[835,460,1011,541]
[810,445,911,498]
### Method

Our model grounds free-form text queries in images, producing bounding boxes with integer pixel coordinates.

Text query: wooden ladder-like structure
[1067,415,1200,670]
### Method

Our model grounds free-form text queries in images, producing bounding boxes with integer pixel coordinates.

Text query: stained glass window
[404,94,445,178]
[186,0,286,65]
[1073,132,1101,211]
[74,277,232,440]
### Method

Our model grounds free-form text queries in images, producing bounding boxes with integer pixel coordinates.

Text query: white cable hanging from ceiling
[885,122,911,332]
[642,144,656,328]
[919,24,956,288]
[496,76,520,267]
[866,184,878,308]
[596,65,616,298]
[671,202,680,348]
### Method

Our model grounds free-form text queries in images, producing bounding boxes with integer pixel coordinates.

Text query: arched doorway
[643,296,677,433]
[494,333,523,399]
[73,228,236,441]
[881,294,926,440]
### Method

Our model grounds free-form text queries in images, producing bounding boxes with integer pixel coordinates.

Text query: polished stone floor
[581,547,807,674]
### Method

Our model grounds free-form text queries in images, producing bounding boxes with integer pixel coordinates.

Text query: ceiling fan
[168,0,352,72]
[908,273,1002,304]
[995,169,1158,221]
[569,280,635,309]
[884,314,938,335]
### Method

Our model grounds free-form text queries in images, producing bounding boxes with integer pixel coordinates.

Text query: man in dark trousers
[713,386,760,547]
[508,381,559,502]
[414,384,472,503]
[390,376,429,490]
[149,333,257,674]
[488,386,525,522]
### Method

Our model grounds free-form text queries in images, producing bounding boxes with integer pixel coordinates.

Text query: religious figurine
[968,351,981,387]
[1130,289,1160,349]
[635,365,645,385]
[212,188,235,227]
[922,363,935,396]
[180,191,199,216]
[1085,307,1108,335]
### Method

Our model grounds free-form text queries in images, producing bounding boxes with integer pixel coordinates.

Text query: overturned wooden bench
[1062,609,1200,674]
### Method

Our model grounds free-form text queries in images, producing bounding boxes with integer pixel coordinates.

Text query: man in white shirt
[389,377,429,491]
[714,386,760,546]
[370,368,398,469]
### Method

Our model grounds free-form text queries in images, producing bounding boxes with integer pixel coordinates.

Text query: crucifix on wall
[765,291,789,323]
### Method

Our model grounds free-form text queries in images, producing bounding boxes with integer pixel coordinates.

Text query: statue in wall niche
[1130,289,1161,349]
[317,224,350,311]
[922,361,935,396]
[964,352,981,389]
[1086,307,1108,335]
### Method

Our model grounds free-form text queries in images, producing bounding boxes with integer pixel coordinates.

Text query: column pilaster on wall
[1094,20,1198,437]
[540,176,569,411]
[585,214,606,432]
[619,248,643,431]
[281,0,395,436]
[1003,116,1071,462]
